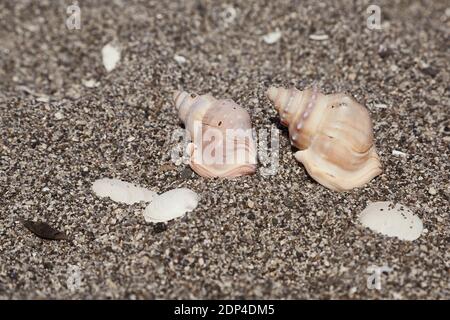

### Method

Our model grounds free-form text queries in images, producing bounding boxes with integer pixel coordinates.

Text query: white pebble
[262,31,282,44]
[102,43,121,72]
[143,188,199,223]
[359,201,423,241]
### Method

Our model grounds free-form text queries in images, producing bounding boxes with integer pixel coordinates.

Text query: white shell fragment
[54,111,64,120]
[359,201,423,241]
[262,31,282,44]
[309,34,329,41]
[92,178,156,204]
[373,103,388,109]
[102,43,121,72]
[392,150,408,157]
[143,188,199,223]
[82,79,100,88]
[220,6,237,25]
[174,54,187,64]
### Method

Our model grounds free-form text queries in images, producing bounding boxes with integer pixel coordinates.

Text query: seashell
[173,90,257,178]
[267,86,382,191]
[92,178,156,204]
[143,188,199,223]
[359,201,423,241]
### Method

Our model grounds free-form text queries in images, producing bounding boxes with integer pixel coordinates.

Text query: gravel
[0,0,449,299]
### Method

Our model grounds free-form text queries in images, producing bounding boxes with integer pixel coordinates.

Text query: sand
[0,0,449,299]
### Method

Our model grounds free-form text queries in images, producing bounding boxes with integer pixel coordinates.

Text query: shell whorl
[267,86,325,150]
[266,86,382,191]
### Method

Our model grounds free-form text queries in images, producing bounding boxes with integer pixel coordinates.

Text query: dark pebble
[153,222,168,234]
[180,167,194,179]
[420,66,439,77]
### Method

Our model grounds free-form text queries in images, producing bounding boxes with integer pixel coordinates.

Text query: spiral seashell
[267,86,382,191]
[173,90,257,178]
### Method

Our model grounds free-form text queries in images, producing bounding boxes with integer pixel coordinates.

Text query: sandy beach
[0,0,449,299]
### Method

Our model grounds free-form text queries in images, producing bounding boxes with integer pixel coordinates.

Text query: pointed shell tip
[173,90,186,109]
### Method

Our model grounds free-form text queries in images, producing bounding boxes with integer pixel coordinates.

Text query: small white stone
[374,103,388,109]
[174,54,187,64]
[428,187,437,195]
[309,34,329,41]
[102,43,121,72]
[54,111,64,120]
[262,31,282,44]
[127,136,136,142]
[392,150,408,157]
[247,199,255,208]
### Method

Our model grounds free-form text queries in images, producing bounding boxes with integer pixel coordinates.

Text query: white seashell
[173,90,257,178]
[262,31,282,44]
[92,178,155,204]
[102,43,121,72]
[143,188,199,223]
[267,86,382,191]
[359,201,423,241]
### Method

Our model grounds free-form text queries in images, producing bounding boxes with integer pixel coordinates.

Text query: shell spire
[173,90,257,178]
[267,86,382,191]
